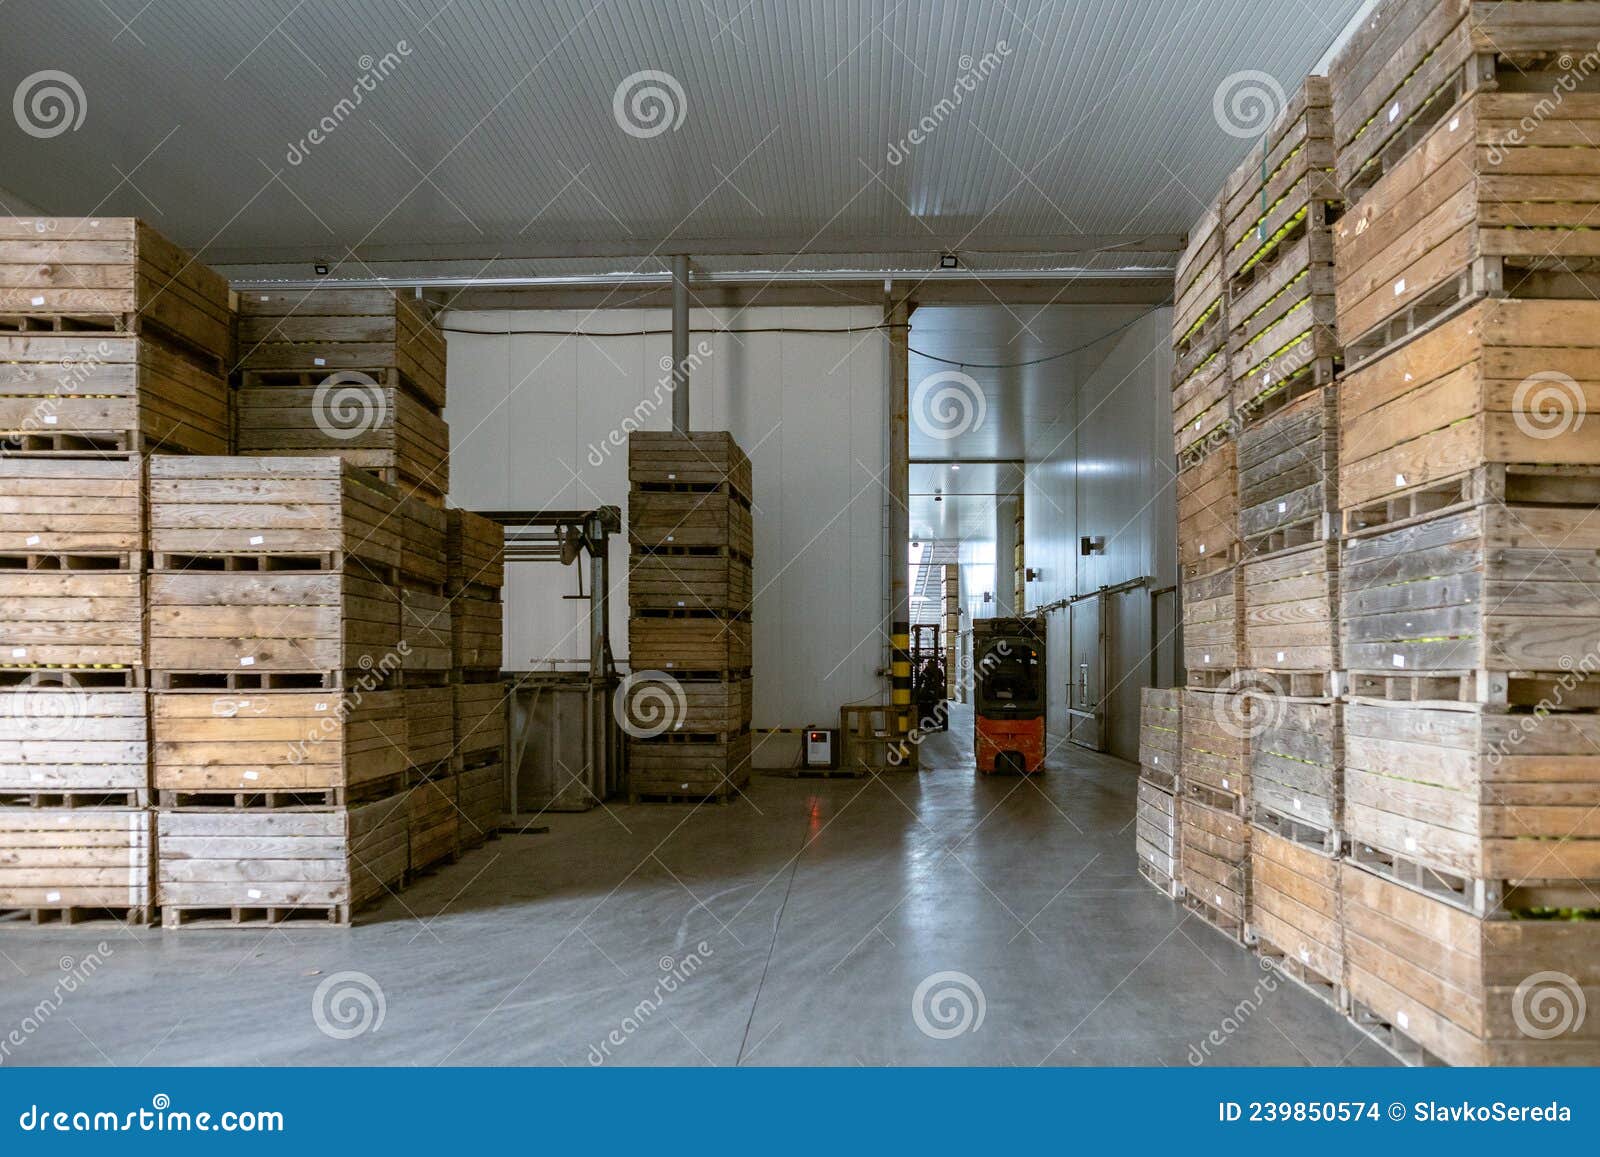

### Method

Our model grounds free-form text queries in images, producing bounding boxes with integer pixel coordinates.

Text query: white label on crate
[1397,1011,1409,1030]
[665,661,675,668]
[315,702,328,711]
[249,535,265,546]
[676,600,685,607]
[1198,542,1206,554]
[1449,116,1460,132]
[1404,373,1413,382]
[1405,837,1417,852]
[1203,654,1212,664]
[1388,102,1400,123]
[42,415,56,424]
[1194,419,1201,430]
[29,295,45,306]
[56,815,69,824]
[1263,372,1272,385]
[1278,502,1287,513]
[247,889,263,900]
[667,473,676,480]
[666,535,675,542]
[1395,473,1407,487]
[1215,893,1224,906]
[1392,654,1405,668]
[1299,947,1311,963]
[10,648,25,658]
[25,535,40,546]
[243,771,259,781]
[1152,755,1160,764]
[1221,778,1230,790]
[259,295,270,301]
[313,357,326,366]
[1276,651,1286,663]
[1293,797,1301,810]
[1393,278,1406,296]
[239,656,256,666]
[30,771,42,782]
[46,891,61,903]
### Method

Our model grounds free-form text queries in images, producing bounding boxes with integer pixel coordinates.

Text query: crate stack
[1328,0,1600,1064]
[626,431,754,803]
[447,508,506,850]
[1136,688,1182,898]
[234,289,450,503]
[147,456,410,927]
[0,217,232,925]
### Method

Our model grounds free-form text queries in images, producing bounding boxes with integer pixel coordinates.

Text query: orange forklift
[973,616,1046,774]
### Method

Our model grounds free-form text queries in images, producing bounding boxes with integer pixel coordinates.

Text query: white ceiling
[0,0,1363,278]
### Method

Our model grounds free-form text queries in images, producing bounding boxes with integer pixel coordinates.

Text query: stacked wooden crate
[1136,688,1182,898]
[234,289,449,502]
[1329,0,1600,1064]
[626,431,754,803]
[1171,201,1231,459]
[447,508,505,849]
[147,456,410,926]
[0,217,232,925]
[1177,443,1241,690]
[1178,688,1254,940]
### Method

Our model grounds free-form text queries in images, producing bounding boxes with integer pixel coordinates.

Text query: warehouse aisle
[0,703,1389,1067]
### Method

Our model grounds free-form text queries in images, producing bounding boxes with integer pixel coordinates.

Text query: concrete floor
[0,703,1393,1066]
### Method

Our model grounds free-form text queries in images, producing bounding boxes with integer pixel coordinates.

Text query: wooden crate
[629,614,752,673]
[1342,861,1600,1065]
[0,808,152,923]
[147,567,400,681]
[628,430,753,501]
[1223,77,1340,416]
[1249,825,1344,1005]
[235,289,446,409]
[1182,566,1242,682]
[0,567,143,669]
[1329,0,1600,198]
[157,797,408,926]
[0,689,147,803]
[627,489,754,555]
[1242,541,1339,674]
[1180,796,1250,939]
[1340,299,1600,517]
[1136,778,1181,887]
[406,685,454,773]
[628,731,753,801]
[0,218,232,365]
[1177,442,1237,573]
[1250,697,1341,844]
[1345,701,1600,893]
[453,680,507,765]
[1336,91,1600,356]
[1138,686,1182,786]
[629,548,752,614]
[446,508,504,595]
[1172,201,1226,372]
[235,382,449,500]
[1238,386,1337,558]
[0,333,227,454]
[149,456,402,572]
[1181,688,1250,812]
[1173,348,1232,458]
[399,497,448,589]
[0,455,141,559]
[152,689,406,804]
[451,595,503,672]
[400,587,452,671]
[1341,503,1600,685]
[457,760,502,850]
[670,676,752,736]
[407,773,459,875]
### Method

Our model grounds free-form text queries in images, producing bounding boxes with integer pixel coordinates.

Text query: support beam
[888,299,912,741]
[671,254,690,434]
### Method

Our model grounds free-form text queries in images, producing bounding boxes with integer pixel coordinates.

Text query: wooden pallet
[0,332,228,455]
[445,508,504,597]
[1336,89,1600,351]
[1248,824,1344,1004]
[839,704,920,773]
[1330,0,1600,197]
[628,430,753,502]
[1176,442,1238,572]
[235,289,446,409]
[1344,463,1600,541]
[1182,566,1243,677]
[1181,687,1251,808]
[1137,855,1184,901]
[1137,778,1180,884]
[0,687,148,799]
[156,796,408,924]
[152,688,407,800]
[1254,933,1348,1014]
[1238,385,1337,557]
[0,217,232,365]
[1341,860,1600,1066]
[1247,695,1341,840]
[1242,541,1339,674]
[1180,794,1250,941]
[1138,686,1182,781]
[629,546,753,615]
[0,807,152,919]
[1341,501,1600,678]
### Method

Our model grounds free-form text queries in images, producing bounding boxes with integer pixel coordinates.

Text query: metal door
[1065,592,1109,750]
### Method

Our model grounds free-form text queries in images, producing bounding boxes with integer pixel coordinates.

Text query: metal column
[887,299,912,741]
[671,254,690,435]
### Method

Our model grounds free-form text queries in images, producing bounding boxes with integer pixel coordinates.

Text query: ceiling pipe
[672,254,690,435]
